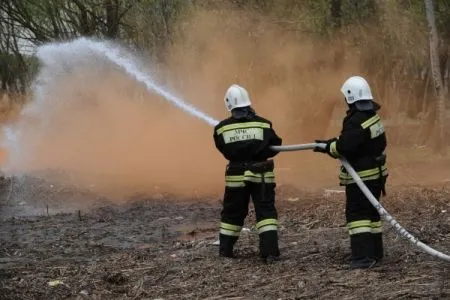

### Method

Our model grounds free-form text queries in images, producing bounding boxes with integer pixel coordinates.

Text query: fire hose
[270,142,450,263]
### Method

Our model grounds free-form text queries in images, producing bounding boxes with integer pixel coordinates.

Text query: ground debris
[1,185,449,299]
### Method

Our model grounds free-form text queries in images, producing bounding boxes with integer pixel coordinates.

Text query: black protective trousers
[345,179,384,261]
[219,180,280,258]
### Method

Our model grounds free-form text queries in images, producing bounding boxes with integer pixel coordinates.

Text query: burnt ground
[0,178,449,300]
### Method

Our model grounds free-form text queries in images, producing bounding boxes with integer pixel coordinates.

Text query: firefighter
[213,84,283,263]
[314,75,387,269]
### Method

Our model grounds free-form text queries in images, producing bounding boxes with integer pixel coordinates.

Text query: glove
[314,138,339,158]
[313,139,330,153]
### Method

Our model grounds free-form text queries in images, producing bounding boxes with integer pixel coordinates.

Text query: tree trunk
[424,0,447,152]
[330,0,344,70]
[104,0,120,39]
[330,0,341,29]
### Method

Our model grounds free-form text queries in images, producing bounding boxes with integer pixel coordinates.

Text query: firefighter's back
[214,114,277,163]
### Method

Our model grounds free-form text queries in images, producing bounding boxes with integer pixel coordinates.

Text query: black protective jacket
[329,102,388,186]
[213,108,282,163]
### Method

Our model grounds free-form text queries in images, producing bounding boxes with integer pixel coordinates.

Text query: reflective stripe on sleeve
[329,141,339,158]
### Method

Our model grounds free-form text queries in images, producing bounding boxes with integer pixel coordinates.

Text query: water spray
[2,37,448,263]
[86,40,219,127]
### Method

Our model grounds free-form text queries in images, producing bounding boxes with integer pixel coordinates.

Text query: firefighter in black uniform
[314,75,387,269]
[213,84,282,263]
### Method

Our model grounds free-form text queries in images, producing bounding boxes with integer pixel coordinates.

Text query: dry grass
[0,184,449,299]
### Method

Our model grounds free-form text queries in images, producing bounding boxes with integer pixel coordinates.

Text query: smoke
[1,6,379,201]
[164,8,364,190]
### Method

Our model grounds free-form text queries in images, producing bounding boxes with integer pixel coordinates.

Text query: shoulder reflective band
[360,114,385,138]
[361,114,380,129]
[369,121,385,139]
[215,122,271,135]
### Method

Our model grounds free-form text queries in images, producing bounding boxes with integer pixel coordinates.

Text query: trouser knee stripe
[258,225,277,234]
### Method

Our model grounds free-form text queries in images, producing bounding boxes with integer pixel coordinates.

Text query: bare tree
[0,0,147,96]
[0,9,29,94]
[424,0,447,151]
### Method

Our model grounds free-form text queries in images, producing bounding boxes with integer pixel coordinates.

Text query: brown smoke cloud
[164,8,363,192]
[0,7,368,200]
[3,5,447,202]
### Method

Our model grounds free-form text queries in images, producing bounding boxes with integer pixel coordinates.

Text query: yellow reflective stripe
[339,164,388,180]
[220,223,242,231]
[348,220,372,235]
[225,172,275,179]
[330,141,339,158]
[226,172,275,184]
[371,227,382,233]
[243,171,275,178]
[348,220,371,229]
[220,229,240,236]
[340,170,388,185]
[225,175,245,187]
[361,115,380,129]
[369,121,385,139]
[220,222,242,236]
[256,219,278,234]
[225,169,275,185]
[356,165,387,178]
[223,127,264,144]
[216,122,271,135]
[225,182,246,187]
[371,221,382,228]
[244,171,275,183]
[256,218,278,229]
[340,174,384,185]
[256,218,278,234]
[258,225,277,234]
[225,175,245,181]
[349,227,372,235]
[371,221,382,233]
[244,177,275,183]
[340,169,388,181]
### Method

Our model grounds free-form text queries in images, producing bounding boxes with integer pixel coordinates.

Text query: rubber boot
[259,231,280,263]
[349,233,376,269]
[219,234,238,258]
[372,232,384,261]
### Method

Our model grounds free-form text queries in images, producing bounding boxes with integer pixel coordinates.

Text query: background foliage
[1,0,449,121]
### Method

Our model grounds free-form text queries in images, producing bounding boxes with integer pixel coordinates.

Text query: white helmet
[340,76,374,104]
[224,84,251,111]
